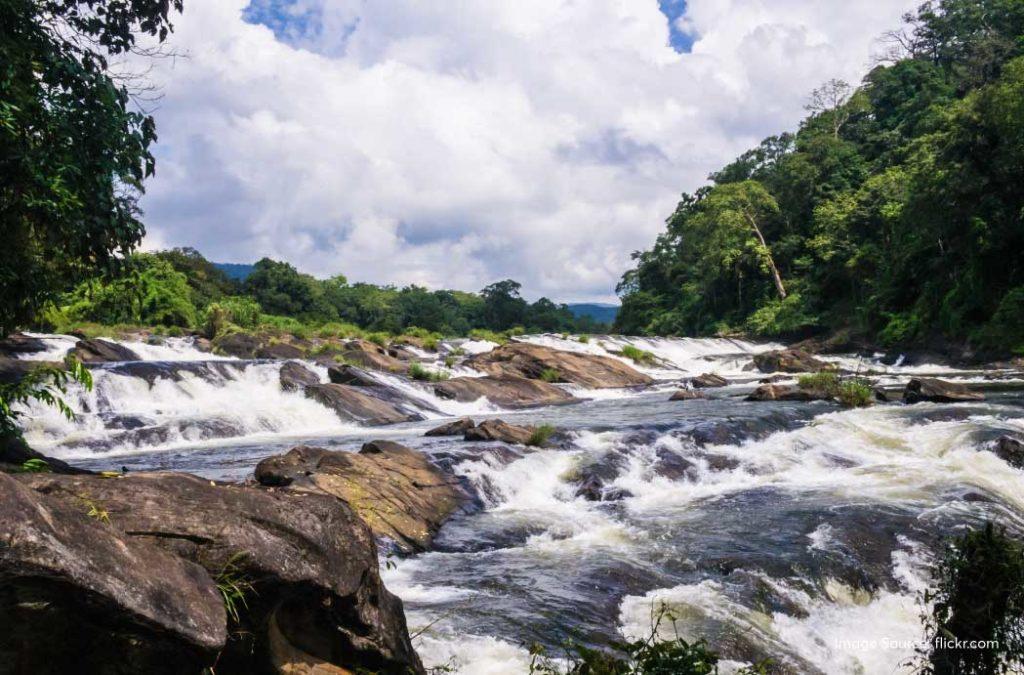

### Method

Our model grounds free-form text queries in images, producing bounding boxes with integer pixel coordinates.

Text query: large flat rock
[434,374,578,408]
[466,342,653,388]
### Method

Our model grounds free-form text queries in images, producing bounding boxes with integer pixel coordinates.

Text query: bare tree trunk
[745,212,787,300]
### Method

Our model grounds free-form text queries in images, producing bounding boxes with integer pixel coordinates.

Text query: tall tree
[0,0,182,336]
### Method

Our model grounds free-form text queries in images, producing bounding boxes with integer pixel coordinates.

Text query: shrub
[367,332,390,347]
[527,424,556,447]
[444,355,456,368]
[218,296,262,329]
[468,329,508,345]
[317,322,364,339]
[621,345,656,365]
[798,372,872,407]
[538,368,561,383]
[920,523,1024,674]
[744,293,818,337]
[528,602,770,674]
[408,362,449,382]
[578,335,590,344]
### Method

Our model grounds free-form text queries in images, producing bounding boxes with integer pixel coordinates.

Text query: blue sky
[139,0,917,302]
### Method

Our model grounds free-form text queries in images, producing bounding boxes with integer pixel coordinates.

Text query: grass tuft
[527,424,556,447]
[621,344,656,365]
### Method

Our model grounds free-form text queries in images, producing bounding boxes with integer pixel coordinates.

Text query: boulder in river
[256,441,468,552]
[691,372,728,388]
[752,349,827,374]
[465,342,653,388]
[279,361,320,392]
[0,358,63,385]
[425,417,476,436]
[255,341,306,359]
[464,419,537,445]
[746,383,829,402]
[434,375,577,408]
[992,435,1024,469]
[903,377,985,404]
[0,431,90,475]
[338,339,407,373]
[670,389,705,401]
[0,473,226,674]
[328,363,379,387]
[305,383,422,425]
[212,331,263,358]
[73,338,140,363]
[0,332,48,357]
[14,470,423,673]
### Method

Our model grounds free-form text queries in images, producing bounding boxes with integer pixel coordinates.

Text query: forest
[36,248,605,339]
[616,0,1024,357]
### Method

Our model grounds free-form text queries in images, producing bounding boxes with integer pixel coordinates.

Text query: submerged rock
[752,349,827,374]
[73,338,140,363]
[256,441,467,552]
[691,372,728,388]
[903,377,985,404]
[435,375,577,408]
[465,342,653,388]
[0,474,226,674]
[746,384,829,402]
[993,435,1024,469]
[255,342,306,359]
[279,361,320,392]
[464,419,537,445]
[15,471,423,674]
[425,417,476,436]
[670,389,705,401]
[305,383,422,425]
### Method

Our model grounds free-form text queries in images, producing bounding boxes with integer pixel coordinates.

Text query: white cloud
[140,0,918,302]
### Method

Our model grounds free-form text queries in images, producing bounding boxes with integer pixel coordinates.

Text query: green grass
[443,355,456,368]
[408,362,450,382]
[215,553,255,625]
[538,368,561,383]
[797,371,839,391]
[578,335,589,344]
[621,344,656,365]
[526,424,556,447]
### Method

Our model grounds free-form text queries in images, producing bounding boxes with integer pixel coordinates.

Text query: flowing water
[16,333,1024,674]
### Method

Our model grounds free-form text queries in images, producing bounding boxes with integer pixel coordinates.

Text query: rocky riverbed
[2,331,1024,673]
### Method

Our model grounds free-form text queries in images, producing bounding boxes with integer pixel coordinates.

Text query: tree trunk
[745,212,787,300]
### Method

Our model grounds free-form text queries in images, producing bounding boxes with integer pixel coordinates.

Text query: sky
[139,0,919,303]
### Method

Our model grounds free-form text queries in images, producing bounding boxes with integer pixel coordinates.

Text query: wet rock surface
[73,338,140,363]
[993,435,1024,468]
[305,383,422,425]
[466,342,653,388]
[691,372,728,388]
[426,417,477,436]
[279,360,321,391]
[5,471,424,674]
[435,375,577,408]
[464,419,539,445]
[752,349,827,374]
[670,389,706,401]
[903,377,986,403]
[256,441,468,552]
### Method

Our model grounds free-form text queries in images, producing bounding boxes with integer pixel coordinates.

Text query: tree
[805,79,854,137]
[0,0,183,336]
[480,280,528,330]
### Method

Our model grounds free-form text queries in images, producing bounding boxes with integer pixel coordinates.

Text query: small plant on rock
[215,553,255,624]
[621,345,656,366]
[409,362,449,382]
[539,368,561,383]
[527,424,556,447]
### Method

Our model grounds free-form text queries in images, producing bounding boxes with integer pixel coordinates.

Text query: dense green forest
[616,0,1024,355]
[39,248,606,338]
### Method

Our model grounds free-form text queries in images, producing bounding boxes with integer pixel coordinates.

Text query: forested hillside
[38,248,606,338]
[616,0,1024,356]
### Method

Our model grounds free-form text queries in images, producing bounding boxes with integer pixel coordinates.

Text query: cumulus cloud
[140,0,917,301]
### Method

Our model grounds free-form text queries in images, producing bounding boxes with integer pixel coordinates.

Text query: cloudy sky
[140,0,918,302]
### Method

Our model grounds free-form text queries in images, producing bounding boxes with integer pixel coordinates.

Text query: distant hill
[214,262,255,281]
[566,303,618,324]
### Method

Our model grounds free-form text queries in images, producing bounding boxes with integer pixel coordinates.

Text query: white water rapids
[12,332,1024,673]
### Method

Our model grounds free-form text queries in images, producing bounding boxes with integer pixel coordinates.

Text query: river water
[15,333,1024,674]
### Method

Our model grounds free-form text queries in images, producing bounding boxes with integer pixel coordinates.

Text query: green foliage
[215,553,255,625]
[61,256,197,328]
[0,356,93,438]
[798,372,873,407]
[527,603,771,674]
[620,345,656,366]
[408,362,449,382]
[527,424,556,447]
[920,523,1024,674]
[578,335,590,343]
[617,3,1024,354]
[539,368,562,383]
[0,0,182,335]
[14,458,51,474]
